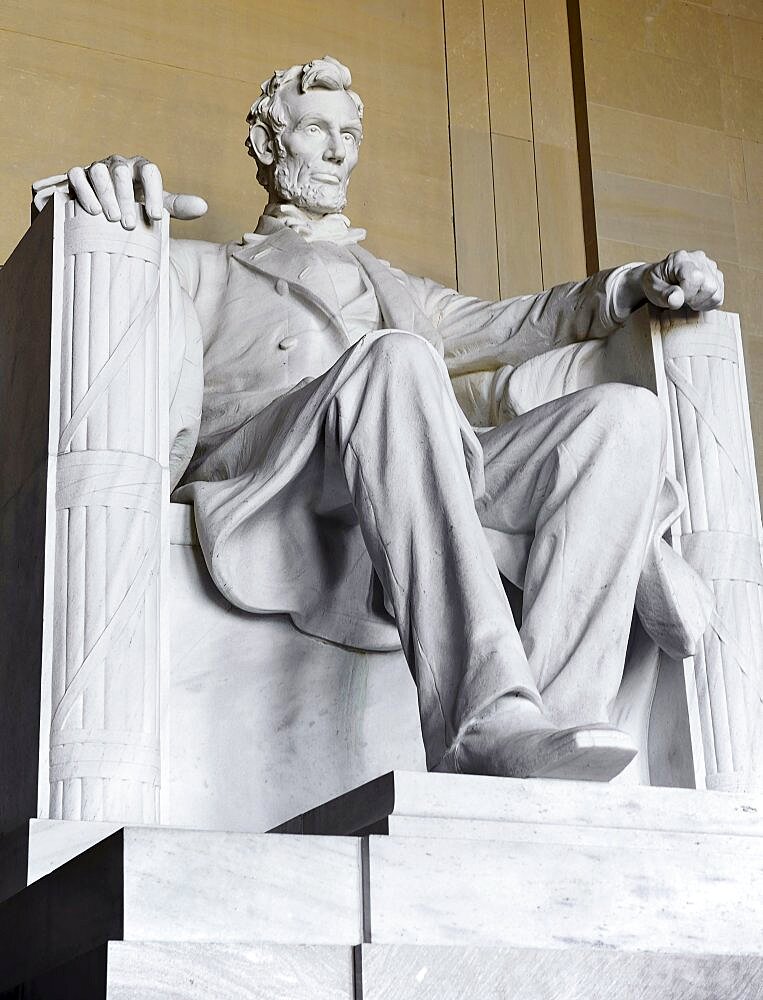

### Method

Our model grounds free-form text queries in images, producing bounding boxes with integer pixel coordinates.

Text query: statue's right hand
[66,154,207,230]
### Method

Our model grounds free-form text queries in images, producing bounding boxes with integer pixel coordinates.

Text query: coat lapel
[232,222,444,355]
[231,227,350,344]
[348,244,444,355]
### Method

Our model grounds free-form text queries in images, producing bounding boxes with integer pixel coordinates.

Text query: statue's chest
[218,254,381,348]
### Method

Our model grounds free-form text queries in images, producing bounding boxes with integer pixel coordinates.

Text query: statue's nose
[324,132,346,163]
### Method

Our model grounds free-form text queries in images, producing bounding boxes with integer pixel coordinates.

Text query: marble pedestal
[2,773,763,999]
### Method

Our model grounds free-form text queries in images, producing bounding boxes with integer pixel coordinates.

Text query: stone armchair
[2,194,762,853]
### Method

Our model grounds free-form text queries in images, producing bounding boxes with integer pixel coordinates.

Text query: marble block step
[275,769,763,844]
[362,831,763,954]
[0,828,362,992]
[9,941,763,1000]
[356,943,763,999]
[5,942,356,999]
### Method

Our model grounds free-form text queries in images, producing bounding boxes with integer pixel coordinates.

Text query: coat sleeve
[400,263,640,377]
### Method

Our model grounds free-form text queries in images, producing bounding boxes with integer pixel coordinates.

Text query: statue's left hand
[635,250,724,312]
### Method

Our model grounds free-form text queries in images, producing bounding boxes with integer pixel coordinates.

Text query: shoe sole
[528,728,637,782]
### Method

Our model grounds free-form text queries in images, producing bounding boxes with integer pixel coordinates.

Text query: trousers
[185,328,667,770]
[318,330,665,767]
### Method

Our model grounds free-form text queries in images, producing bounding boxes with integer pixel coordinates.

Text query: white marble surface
[358,944,763,1000]
[0,827,362,991]
[277,769,763,838]
[365,831,763,954]
[167,535,425,832]
[107,942,354,999]
[122,829,361,944]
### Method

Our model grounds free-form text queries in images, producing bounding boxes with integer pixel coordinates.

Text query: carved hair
[245,55,364,190]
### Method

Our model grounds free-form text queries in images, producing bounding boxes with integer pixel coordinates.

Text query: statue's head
[246,55,364,216]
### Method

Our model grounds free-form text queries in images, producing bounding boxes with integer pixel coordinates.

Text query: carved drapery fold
[49,198,168,823]
[657,309,763,792]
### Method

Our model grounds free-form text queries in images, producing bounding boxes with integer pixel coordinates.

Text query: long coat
[168,219,712,655]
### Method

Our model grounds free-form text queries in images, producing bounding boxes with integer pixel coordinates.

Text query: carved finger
[138,160,164,220]
[110,161,138,230]
[88,161,121,222]
[665,285,686,309]
[163,192,209,220]
[645,266,685,309]
[674,259,705,300]
[67,166,102,215]
[689,278,722,311]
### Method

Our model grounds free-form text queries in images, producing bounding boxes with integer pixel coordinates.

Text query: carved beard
[271,156,349,216]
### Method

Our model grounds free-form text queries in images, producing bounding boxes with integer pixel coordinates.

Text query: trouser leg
[327,331,539,767]
[476,383,666,727]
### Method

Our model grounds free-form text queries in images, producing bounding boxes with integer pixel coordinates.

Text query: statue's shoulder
[169,237,236,297]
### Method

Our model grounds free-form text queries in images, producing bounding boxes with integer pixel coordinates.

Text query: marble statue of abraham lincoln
[48,55,722,780]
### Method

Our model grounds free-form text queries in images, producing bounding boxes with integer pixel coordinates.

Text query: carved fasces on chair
[654,309,763,792]
[49,195,169,822]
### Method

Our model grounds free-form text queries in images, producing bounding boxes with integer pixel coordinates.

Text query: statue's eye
[306,124,321,135]
[342,132,356,144]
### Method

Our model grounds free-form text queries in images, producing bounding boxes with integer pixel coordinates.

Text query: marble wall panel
[536,142,588,285]
[492,132,542,297]
[722,72,763,143]
[592,172,738,266]
[744,139,763,202]
[583,0,732,71]
[483,0,532,141]
[589,105,745,199]
[712,0,763,24]
[525,0,578,150]
[584,40,725,132]
[729,12,763,82]
[443,0,500,300]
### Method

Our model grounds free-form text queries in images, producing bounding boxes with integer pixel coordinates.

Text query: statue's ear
[250,123,275,165]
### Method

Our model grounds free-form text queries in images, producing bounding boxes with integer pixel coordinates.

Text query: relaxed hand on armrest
[62,153,208,229]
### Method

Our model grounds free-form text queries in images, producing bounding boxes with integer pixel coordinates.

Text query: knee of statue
[365,329,440,376]
[587,383,665,456]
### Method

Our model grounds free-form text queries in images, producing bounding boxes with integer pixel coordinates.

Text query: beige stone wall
[443,0,588,300]
[581,0,763,470]
[0,0,455,286]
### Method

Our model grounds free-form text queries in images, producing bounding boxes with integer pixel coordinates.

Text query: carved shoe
[433,697,637,782]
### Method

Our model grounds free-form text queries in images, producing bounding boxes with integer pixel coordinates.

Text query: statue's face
[271,85,362,215]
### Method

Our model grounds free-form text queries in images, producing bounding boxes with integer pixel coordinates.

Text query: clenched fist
[616,250,724,318]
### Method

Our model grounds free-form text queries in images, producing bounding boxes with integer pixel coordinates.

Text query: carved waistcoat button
[278,336,298,350]
[275,278,289,296]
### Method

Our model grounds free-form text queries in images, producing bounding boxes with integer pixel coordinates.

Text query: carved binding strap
[49,197,169,822]
[657,309,763,792]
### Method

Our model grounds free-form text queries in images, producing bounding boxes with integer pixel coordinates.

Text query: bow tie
[260,203,367,246]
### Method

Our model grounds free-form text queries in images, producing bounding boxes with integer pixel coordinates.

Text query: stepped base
[0,828,361,992]
[5,943,355,1000]
[357,944,763,1000]
[274,769,763,839]
[3,773,763,997]
[8,943,763,1000]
